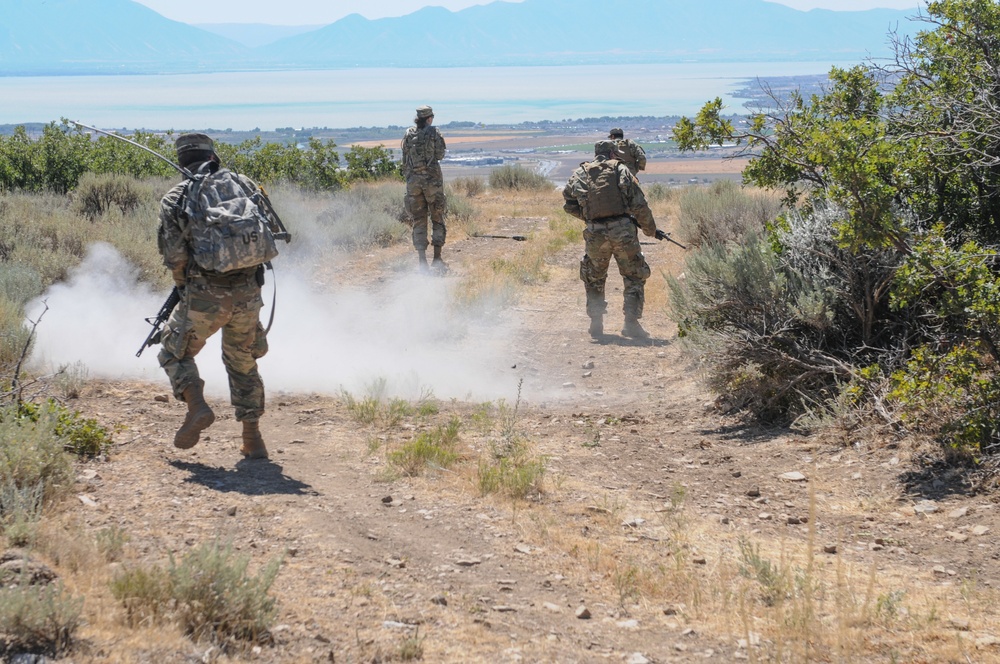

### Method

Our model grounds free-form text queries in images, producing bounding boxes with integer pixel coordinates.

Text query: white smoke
[26,243,524,402]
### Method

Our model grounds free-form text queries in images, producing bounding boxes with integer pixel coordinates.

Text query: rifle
[653,229,688,250]
[137,287,181,357]
[472,233,528,241]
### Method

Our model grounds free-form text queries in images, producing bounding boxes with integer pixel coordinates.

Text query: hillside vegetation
[673,0,1000,473]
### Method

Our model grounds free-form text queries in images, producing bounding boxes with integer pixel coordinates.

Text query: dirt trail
[64,211,1000,663]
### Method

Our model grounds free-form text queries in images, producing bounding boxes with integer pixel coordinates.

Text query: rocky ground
[15,201,1000,663]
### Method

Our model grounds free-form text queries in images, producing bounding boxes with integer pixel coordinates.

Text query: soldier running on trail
[562,140,659,341]
[156,133,276,460]
[401,105,448,271]
[609,128,647,176]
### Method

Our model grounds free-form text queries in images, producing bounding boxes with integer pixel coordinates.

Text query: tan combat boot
[240,420,268,460]
[621,316,650,339]
[432,245,444,266]
[588,315,603,339]
[174,380,215,449]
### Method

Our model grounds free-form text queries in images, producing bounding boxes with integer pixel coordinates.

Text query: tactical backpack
[402,127,438,173]
[583,160,627,221]
[182,170,279,273]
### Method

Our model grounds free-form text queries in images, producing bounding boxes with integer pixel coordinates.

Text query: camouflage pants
[579,216,651,319]
[405,177,447,249]
[158,274,268,422]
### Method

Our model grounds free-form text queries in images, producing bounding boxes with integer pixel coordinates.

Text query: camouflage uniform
[609,128,647,176]
[612,138,647,176]
[157,176,268,423]
[402,106,448,251]
[563,141,657,336]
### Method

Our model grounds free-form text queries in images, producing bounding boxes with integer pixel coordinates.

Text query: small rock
[617,619,640,630]
[622,518,646,528]
[948,507,969,519]
[582,371,592,378]
[870,543,884,551]
[627,654,650,664]
[227,506,237,517]
[77,494,98,507]
[914,501,939,514]
[948,618,970,631]
[758,512,772,521]
[381,495,394,504]
[290,439,306,444]
[947,531,969,543]
[514,544,532,554]
[932,565,948,577]
[780,471,807,482]
[492,605,515,612]
[973,525,991,536]
[386,558,406,569]
[575,606,591,619]
[154,394,170,403]
[674,643,688,652]
[663,606,679,616]
[746,486,761,498]
[455,557,482,567]
[823,544,838,554]
[562,382,576,388]
[692,556,707,565]
[787,516,802,525]
[732,471,742,478]
[430,594,448,606]
[543,602,562,613]
[582,361,595,370]
[976,635,999,648]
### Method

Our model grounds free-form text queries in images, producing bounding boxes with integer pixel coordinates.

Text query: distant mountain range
[2,0,925,75]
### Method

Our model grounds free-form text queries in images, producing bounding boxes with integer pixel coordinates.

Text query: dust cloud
[26,242,525,403]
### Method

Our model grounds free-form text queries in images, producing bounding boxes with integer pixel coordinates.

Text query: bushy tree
[672,0,1000,454]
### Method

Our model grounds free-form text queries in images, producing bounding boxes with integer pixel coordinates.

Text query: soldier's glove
[171,265,187,288]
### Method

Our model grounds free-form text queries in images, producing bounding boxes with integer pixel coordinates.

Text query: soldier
[563,140,658,340]
[609,128,647,176]
[157,133,271,460]
[401,105,448,270]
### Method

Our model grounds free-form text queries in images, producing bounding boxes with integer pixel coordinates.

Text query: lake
[1,61,857,131]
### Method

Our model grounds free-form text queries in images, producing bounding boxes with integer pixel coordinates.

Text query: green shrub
[313,182,408,249]
[452,176,485,197]
[170,541,282,645]
[0,581,83,657]
[488,164,552,192]
[73,172,141,220]
[0,263,44,307]
[0,404,74,501]
[111,540,282,646]
[109,564,171,627]
[0,478,44,546]
[387,417,461,476]
[676,180,782,248]
[15,400,114,457]
[644,182,673,203]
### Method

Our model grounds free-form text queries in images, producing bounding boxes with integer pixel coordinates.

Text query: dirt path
[62,210,1000,663]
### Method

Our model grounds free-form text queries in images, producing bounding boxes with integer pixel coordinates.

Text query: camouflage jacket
[157,168,263,280]
[562,156,657,236]
[401,125,446,181]
[613,138,647,175]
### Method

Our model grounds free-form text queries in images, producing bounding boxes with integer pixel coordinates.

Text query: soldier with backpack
[562,140,659,340]
[609,128,647,177]
[401,105,448,270]
[156,133,279,460]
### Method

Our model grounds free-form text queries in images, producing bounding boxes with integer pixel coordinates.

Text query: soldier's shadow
[169,459,319,496]
[594,334,668,347]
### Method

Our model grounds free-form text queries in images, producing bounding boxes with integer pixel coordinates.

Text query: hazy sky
[133,0,925,26]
